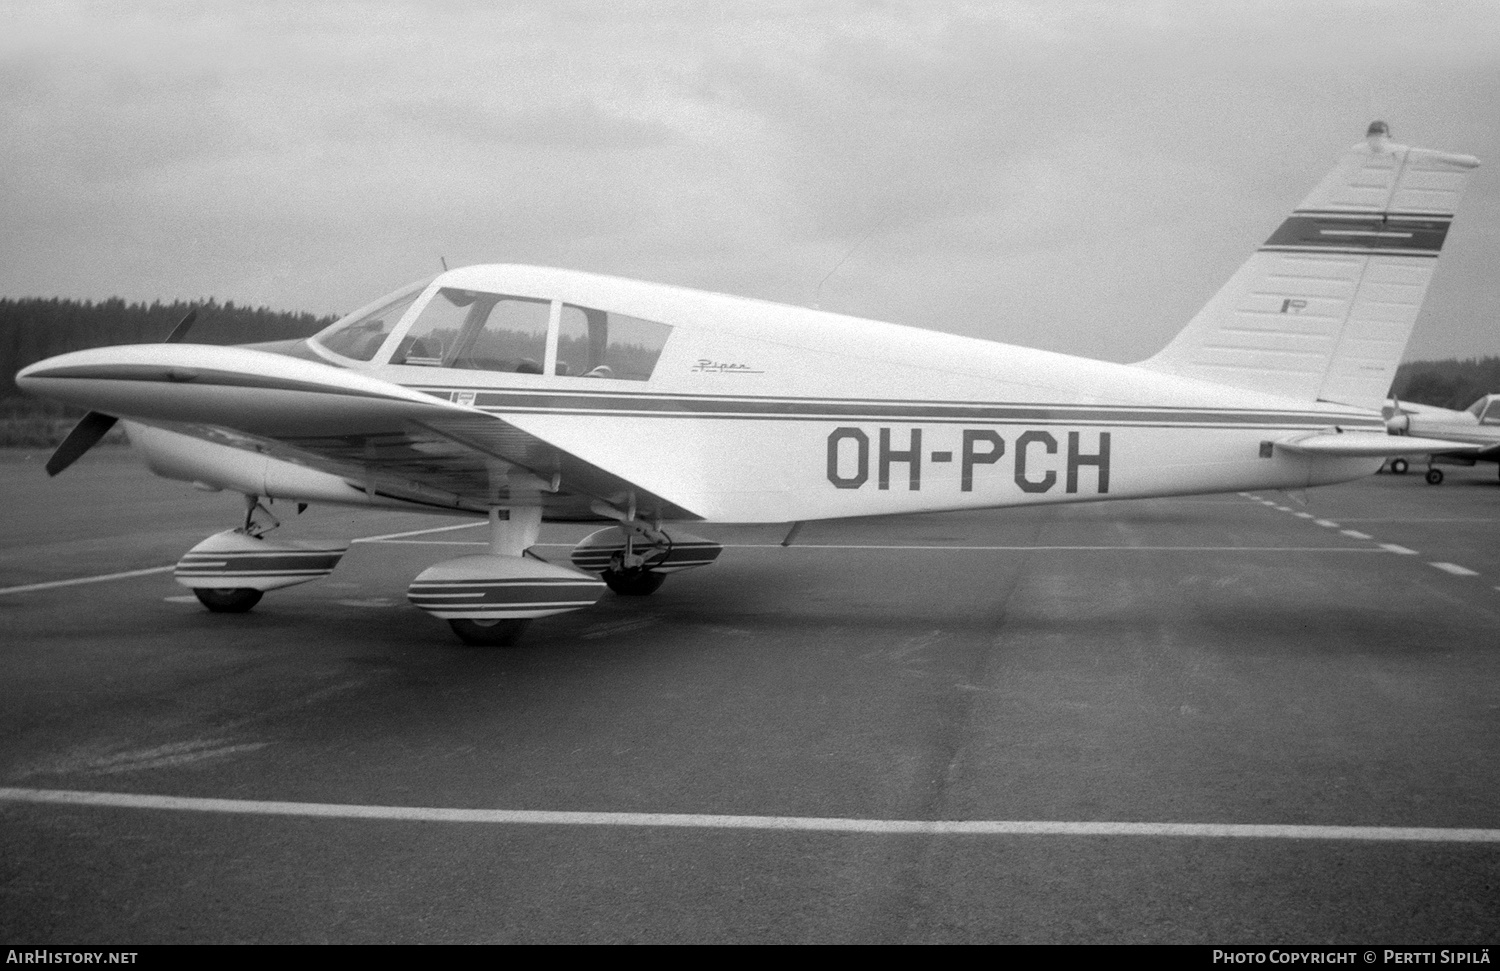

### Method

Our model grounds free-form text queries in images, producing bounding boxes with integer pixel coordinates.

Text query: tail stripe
[1261,213,1451,257]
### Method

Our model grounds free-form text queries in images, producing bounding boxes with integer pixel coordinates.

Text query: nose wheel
[192,587,265,613]
[602,567,667,596]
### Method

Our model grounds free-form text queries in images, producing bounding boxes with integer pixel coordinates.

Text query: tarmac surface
[1,447,1498,944]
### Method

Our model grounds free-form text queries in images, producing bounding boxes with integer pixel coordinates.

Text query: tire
[193,587,264,613]
[1390,458,1408,475]
[448,617,531,646]
[602,568,667,596]
[1425,468,1444,485]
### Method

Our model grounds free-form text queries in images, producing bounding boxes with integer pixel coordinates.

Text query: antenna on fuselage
[812,212,889,310]
[440,256,449,271]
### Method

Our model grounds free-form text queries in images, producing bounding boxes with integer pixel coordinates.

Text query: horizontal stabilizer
[1275,432,1481,458]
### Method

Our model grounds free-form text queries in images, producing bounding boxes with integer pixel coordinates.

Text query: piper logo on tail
[826,427,1110,495]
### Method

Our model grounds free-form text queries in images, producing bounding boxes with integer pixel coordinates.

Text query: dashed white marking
[1273,506,1293,512]
[1380,544,1419,555]
[1313,519,1340,528]
[164,595,199,603]
[1294,512,1315,519]
[336,598,398,608]
[0,565,176,596]
[1430,562,1480,577]
[2,788,1496,843]
[1340,530,1372,540]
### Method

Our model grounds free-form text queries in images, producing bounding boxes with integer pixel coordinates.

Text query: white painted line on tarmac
[1313,519,1340,528]
[1294,512,1315,519]
[3,521,485,596]
[361,539,488,546]
[1381,544,1419,555]
[1340,530,1373,540]
[665,544,1390,553]
[352,522,484,543]
[2,788,1496,843]
[0,565,176,597]
[1430,562,1480,577]
[362,541,1390,554]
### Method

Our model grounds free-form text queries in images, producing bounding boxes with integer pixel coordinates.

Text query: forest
[0,295,1495,445]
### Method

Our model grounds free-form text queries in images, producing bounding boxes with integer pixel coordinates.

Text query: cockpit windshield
[311,278,432,362]
[1468,396,1500,424]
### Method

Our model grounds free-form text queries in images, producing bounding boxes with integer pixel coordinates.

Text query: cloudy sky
[3,0,1498,363]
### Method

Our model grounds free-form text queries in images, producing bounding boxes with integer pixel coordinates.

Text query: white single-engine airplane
[16,123,1484,645]
[1384,394,1500,483]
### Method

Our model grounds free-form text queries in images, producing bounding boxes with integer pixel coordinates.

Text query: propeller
[44,308,198,477]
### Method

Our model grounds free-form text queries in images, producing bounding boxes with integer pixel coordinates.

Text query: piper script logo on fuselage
[825,427,1111,494]
[692,360,764,374]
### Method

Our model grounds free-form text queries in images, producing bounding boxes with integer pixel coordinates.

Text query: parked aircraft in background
[1385,395,1500,483]
[15,123,1484,644]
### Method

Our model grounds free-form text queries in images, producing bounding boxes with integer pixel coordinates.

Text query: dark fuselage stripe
[404,389,1378,428]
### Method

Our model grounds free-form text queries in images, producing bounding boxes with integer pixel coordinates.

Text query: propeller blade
[163,308,198,344]
[45,411,119,477]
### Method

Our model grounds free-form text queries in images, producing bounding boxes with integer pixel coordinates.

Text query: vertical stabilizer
[1139,124,1479,410]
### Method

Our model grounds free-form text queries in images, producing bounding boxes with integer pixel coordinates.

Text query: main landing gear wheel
[193,587,264,613]
[448,617,531,646]
[1426,468,1445,485]
[1390,458,1409,475]
[602,568,667,596]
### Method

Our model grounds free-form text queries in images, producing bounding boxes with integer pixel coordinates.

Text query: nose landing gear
[174,495,348,612]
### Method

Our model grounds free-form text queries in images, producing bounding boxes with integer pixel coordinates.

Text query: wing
[16,343,703,520]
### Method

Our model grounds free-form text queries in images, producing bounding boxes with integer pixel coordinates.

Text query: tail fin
[1139,123,1479,410]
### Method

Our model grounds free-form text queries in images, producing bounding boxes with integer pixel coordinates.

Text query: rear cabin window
[556,304,672,380]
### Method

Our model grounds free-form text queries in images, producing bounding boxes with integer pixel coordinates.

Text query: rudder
[1139,123,1479,410]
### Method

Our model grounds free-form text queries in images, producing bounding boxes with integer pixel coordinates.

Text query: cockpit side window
[1480,399,1500,425]
[556,304,672,380]
[315,289,424,362]
[394,288,550,373]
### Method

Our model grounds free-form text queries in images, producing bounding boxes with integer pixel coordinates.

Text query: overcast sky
[3,0,1498,363]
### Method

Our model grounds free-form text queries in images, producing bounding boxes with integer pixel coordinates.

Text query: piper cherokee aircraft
[1384,394,1500,483]
[15,122,1485,645]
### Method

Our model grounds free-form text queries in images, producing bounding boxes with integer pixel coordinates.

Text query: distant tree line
[1391,356,1500,410]
[0,296,338,407]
